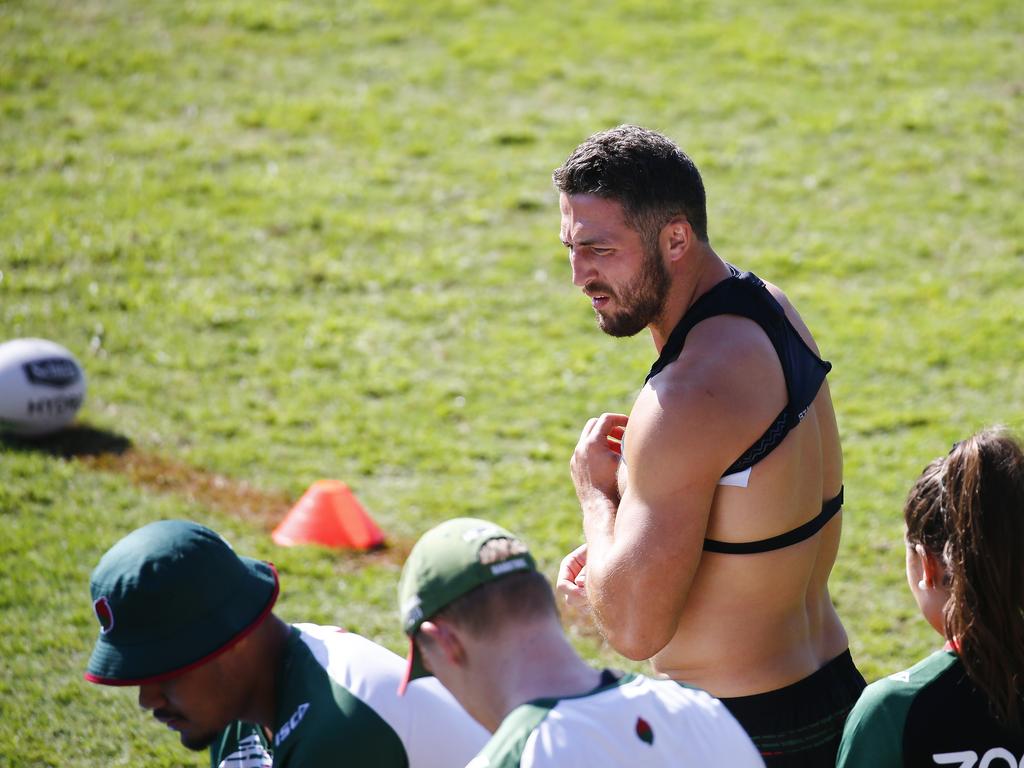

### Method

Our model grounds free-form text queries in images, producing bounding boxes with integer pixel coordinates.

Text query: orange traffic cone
[272,480,385,550]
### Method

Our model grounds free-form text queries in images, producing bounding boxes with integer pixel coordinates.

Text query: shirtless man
[553,125,865,767]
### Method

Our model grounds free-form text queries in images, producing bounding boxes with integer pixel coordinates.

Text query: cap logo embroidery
[94,596,115,634]
[478,537,528,565]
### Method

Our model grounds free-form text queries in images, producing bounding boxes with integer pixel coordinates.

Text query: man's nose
[569,249,594,287]
[138,683,166,711]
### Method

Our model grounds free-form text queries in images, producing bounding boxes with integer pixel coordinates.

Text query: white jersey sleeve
[293,623,488,768]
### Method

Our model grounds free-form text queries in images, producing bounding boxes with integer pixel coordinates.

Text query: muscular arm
[572,322,785,660]
[573,344,765,663]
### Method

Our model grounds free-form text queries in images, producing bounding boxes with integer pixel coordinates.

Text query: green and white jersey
[211,623,488,768]
[837,650,1024,768]
[211,722,272,768]
[467,672,764,768]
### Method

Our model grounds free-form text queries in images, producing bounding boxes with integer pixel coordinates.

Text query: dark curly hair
[552,125,709,249]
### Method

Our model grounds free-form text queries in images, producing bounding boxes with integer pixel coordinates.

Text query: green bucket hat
[85,519,279,686]
[397,517,535,694]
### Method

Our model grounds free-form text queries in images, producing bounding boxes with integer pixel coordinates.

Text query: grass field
[1,0,1022,764]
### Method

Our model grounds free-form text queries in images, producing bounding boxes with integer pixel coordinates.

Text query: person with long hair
[837,427,1024,765]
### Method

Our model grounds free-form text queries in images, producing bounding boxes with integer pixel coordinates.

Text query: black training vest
[645,265,843,554]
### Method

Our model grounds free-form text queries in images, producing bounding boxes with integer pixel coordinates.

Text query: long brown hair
[904,427,1024,730]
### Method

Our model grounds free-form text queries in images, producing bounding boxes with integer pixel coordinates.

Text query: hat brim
[397,634,431,695]
[85,558,279,686]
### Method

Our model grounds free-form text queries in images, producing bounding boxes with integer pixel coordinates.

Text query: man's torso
[622,267,848,696]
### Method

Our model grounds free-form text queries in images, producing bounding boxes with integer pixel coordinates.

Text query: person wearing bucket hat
[397,517,765,767]
[86,520,487,767]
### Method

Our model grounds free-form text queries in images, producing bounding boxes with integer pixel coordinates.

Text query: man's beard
[154,711,221,752]
[593,245,670,338]
[179,729,222,752]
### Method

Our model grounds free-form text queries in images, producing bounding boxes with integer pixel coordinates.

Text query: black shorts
[719,650,866,768]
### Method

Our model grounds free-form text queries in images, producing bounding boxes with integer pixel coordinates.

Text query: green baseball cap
[397,517,536,694]
[85,520,279,686]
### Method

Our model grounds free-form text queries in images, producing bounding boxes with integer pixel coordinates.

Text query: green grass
[2,0,1022,763]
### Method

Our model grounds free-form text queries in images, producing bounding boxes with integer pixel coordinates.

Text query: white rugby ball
[0,338,87,436]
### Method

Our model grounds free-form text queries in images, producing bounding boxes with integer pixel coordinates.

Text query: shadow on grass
[1,422,401,562]
[0,423,132,458]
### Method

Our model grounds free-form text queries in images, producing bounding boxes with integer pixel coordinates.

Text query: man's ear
[419,620,466,666]
[660,217,691,263]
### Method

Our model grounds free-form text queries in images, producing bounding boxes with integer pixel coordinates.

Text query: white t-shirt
[468,672,764,768]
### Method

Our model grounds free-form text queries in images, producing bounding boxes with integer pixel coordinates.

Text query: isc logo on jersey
[0,338,87,436]
[933,748,1024,767]
[274,703,310,747]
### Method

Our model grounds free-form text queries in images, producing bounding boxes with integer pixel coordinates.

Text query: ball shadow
[0,423,133,458]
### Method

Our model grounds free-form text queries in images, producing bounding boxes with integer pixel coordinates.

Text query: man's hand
[570,413,628,505]
[556,543,589,610]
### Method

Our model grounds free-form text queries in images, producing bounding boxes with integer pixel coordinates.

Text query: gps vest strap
[645,265,841,554]
[703,487,844,554]
[645,265,832,477]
